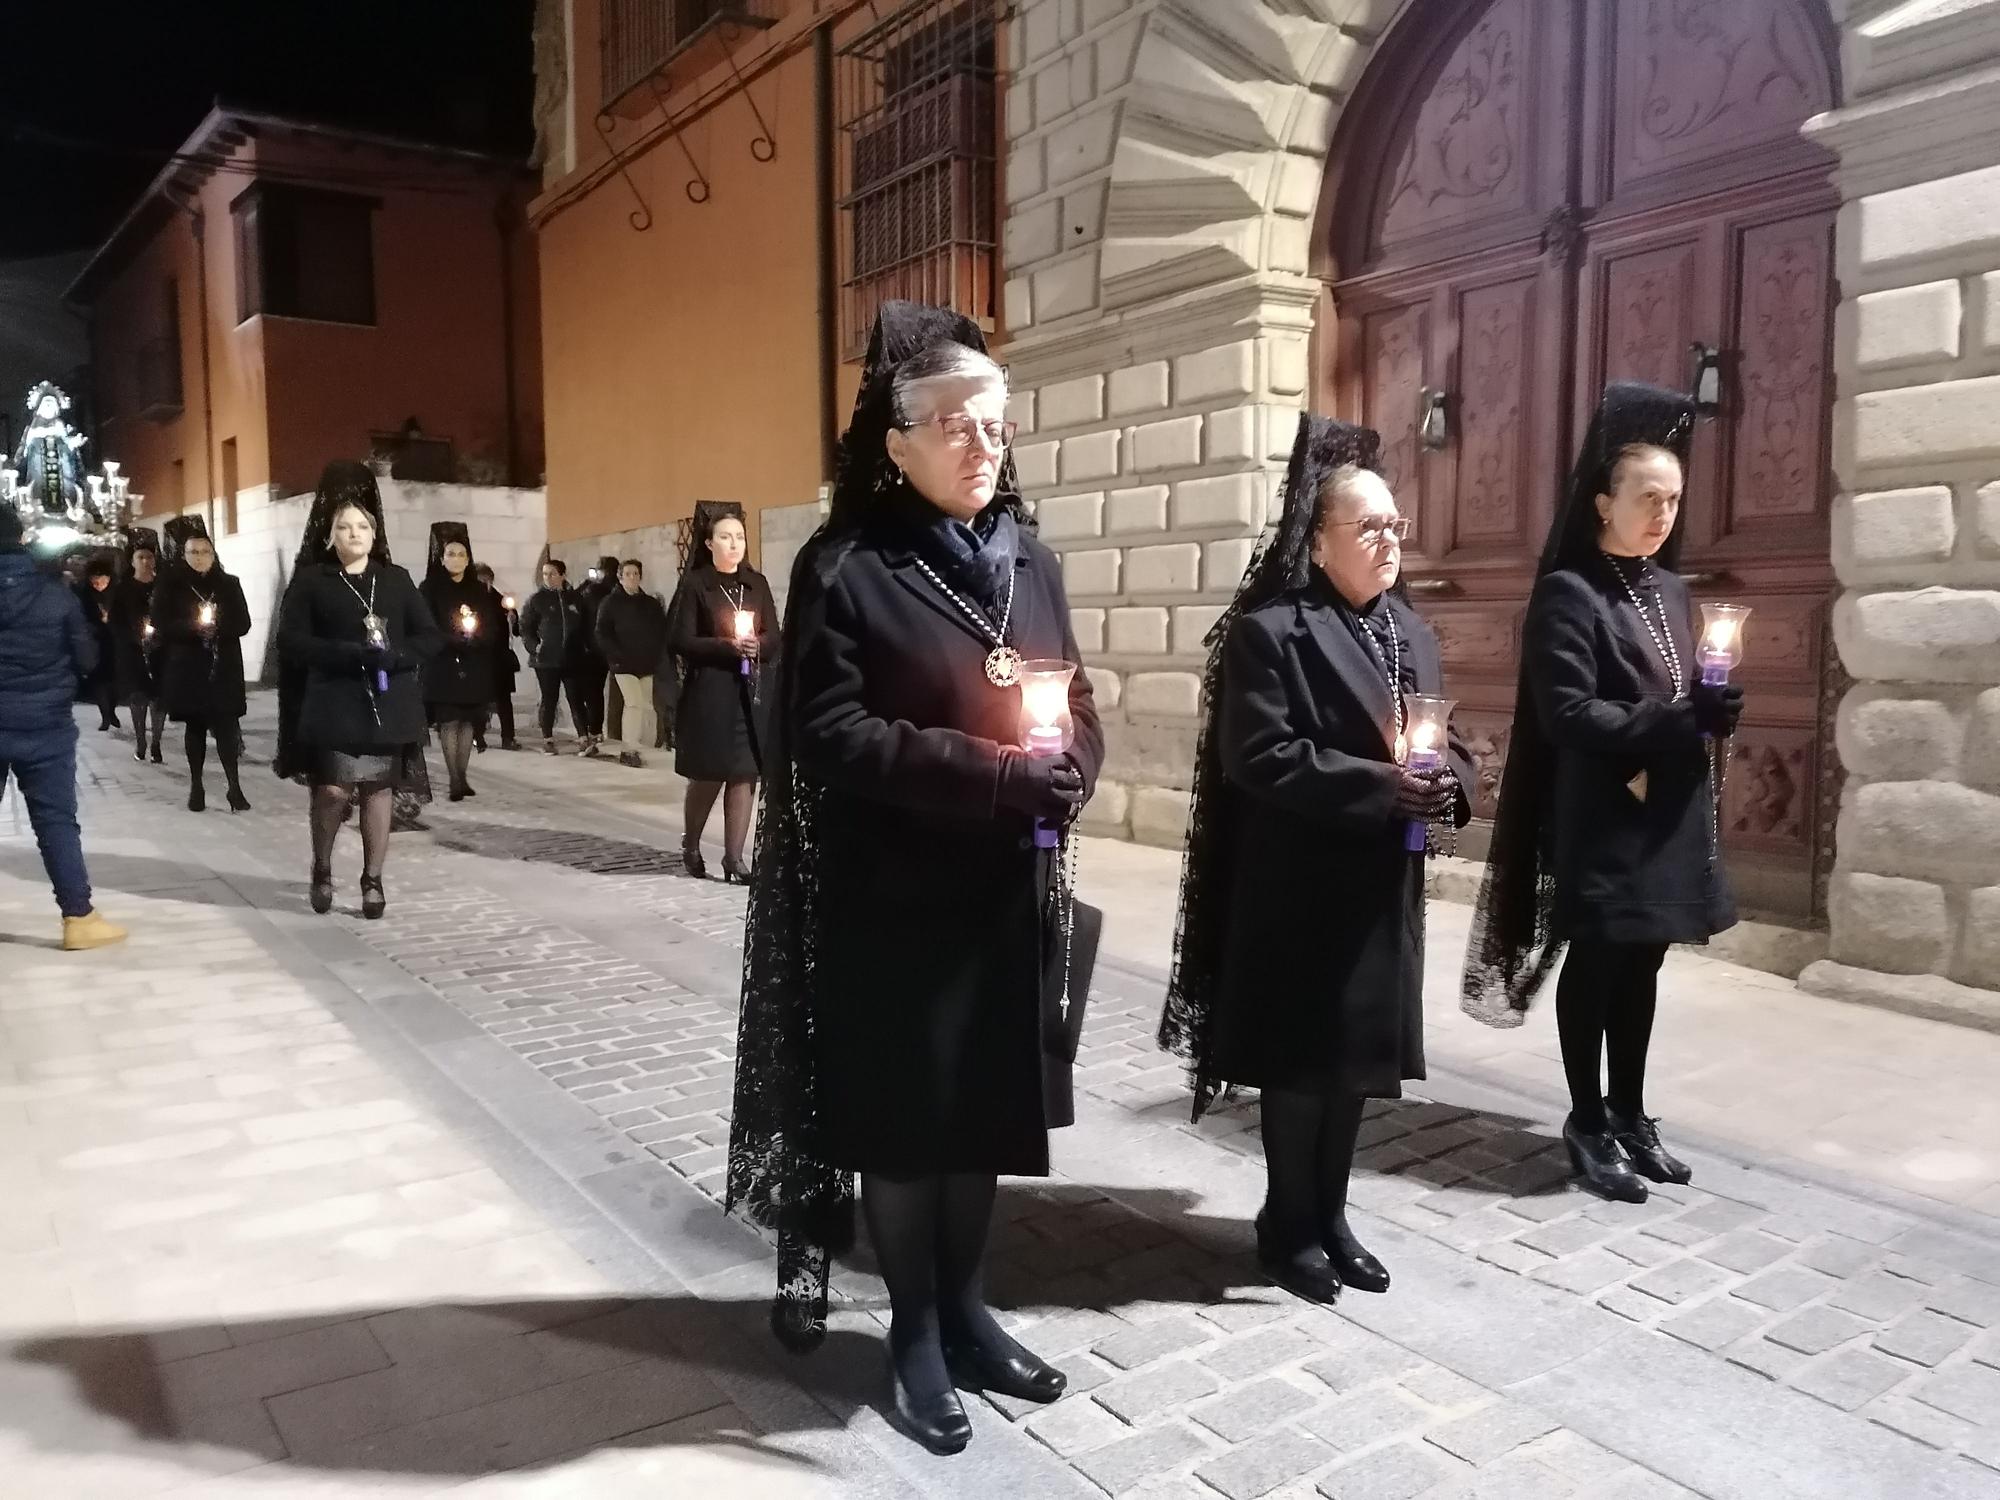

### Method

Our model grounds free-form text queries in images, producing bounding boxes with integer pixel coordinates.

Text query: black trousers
[535,667,590,739]
[574,667,606,737]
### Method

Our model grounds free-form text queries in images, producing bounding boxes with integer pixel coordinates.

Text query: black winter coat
[420,572,505,708]
[794,520,1102,1176]
[669,566,777,781]
[1207,582,1474,1098]
[72,580,116,697]
[154,566,251,722]
[279,561,442,750]
[1526,562,1736,944]
[0,546,94,732]
[519,585,591,671]
[108,575,157,699]
[595,586,669,675]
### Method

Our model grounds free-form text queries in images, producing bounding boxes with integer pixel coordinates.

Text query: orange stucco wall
[87,128,544,523]
[537,4,859,550]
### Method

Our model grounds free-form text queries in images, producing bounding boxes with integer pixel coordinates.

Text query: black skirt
[427,702,490,728]
[308,743,432,800]
[674,666,764,781]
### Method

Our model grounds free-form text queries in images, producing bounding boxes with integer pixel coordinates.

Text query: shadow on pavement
[0,849,302,916]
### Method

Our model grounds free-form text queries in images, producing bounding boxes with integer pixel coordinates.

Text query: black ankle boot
[1322,1214,1391,1294]
[1606,1103,1692,1185]
[1255,1212,1343,1304]
[887,1354,972,1455]
[187,779,206,813]
[1564,1115,1648,1203]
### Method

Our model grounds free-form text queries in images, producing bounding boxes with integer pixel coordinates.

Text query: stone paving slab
[9,708,2000,1498]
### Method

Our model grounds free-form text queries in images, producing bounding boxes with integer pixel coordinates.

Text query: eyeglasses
[1327,515,1412,544]
[903,415,1018,451]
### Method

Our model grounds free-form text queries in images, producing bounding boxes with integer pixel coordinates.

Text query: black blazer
[1526,562,1735,944]
[1207,583,1474,1098]
[279,561,442,750]
[154,567,251,722]
[792,519,1103,1175]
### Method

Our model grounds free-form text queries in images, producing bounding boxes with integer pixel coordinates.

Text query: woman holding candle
[1160,416,1472,1305]
[419,522,503,801]
[727,304,1101,1455]
[278,461,442,918]
[666,502,776,881]
[153,524,253,813]
[1461,381,1742,1203]
[110,534,164,763]
[72,554,120,732]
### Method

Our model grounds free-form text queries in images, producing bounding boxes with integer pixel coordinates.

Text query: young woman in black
[278,462,442,919]
[110,535,164,763]
[72,554,119,732]
[1162,416,1472,1304]
[154,526,253,812]
[1463,381,1742,1203]
[665,502,776,881]
[419,523,504,801]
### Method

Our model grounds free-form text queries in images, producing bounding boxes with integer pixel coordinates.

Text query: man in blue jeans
[0,508,125,950]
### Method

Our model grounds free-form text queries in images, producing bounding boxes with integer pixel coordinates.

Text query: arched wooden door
[1316,0,1841,919]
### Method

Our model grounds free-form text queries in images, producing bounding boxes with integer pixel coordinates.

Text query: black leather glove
[359,643,394,675]
[996,751,1085,821]
[1394,765,1458,821]
[1692,681,1745,737]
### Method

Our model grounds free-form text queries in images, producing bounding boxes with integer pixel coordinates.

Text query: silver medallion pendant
[985,646,1024,688]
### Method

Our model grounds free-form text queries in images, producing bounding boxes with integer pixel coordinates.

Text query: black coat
[154,567,251,722]
[795,522,1102,1175]
[519,585,591,671]
[279,561,442,750]
[72,580,116,696]
[1526,562,1736,944]
[669,566,777,781]
[486,584,521,690]
[1208,583,1474,1098]
[595,586,670,675]
[420,572,505,708]
[107,574,157,699]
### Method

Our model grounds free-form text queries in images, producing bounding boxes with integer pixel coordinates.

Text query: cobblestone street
[4,700,2000,1499]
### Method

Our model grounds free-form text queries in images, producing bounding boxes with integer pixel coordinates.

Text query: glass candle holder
[1018,659,1077,849]
[1400,693,1456,854]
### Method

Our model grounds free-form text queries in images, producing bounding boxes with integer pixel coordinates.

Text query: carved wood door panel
[1320,0,1841,917]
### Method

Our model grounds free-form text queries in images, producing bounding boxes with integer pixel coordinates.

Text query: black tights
[185,717,244,792]
[436,719,478,794]
[1259,1088,1366,1253]
[862,1171,1020,1403]
[1557,939,1668,1133]
[129,697,164,751]
[684,779,757,864]
[310,782,394,879]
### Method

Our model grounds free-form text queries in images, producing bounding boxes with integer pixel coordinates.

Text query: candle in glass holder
[141,618,154,642]
[733,609,755,678]
[197,602,217,630]
[1018,659,1078,850]
[1697,602,1752,686]
[458,604,478,637]
[1399,693,1456,854]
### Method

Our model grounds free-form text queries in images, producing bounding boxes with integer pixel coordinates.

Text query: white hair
[891,342,1009,426]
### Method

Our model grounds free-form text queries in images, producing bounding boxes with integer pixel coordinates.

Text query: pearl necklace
[1353,603,1405,745]
[1603,554,1685,699]
[910,555,1021,688]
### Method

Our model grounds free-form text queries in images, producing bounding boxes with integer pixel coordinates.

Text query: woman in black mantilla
[153,519,253,813]
[419,522,504,802]
[726,304,1102,1457]
[665,501,776,882]
[1161,416,1473,1305]
[1461,381,1741,1204]
[110,530,164,763]
[278,461,443,919]
[72,553,120,732]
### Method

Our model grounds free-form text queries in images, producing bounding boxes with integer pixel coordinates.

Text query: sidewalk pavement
[0,696,1996,1498]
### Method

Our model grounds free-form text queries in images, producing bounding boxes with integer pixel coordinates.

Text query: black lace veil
[725,301,1025,1352]
[160,515,209,567]
[1459,380,1698,1026]
[1158,415,1383,1120]
[274,461,394,780]
[424,521,475,585]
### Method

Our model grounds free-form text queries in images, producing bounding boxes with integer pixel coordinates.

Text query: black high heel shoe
[1564,1116,1648,1203]
[1606,1103,1692,1186]
[888,1356,972,1455]
[1255,1212,1343,1305]
[187,781,206,813]
[682,838,707,880]
[359,874,386,921]
[310,864,334,915]
[720,855,751,886]
[945,1337,1066,1404]
[226,786,251,813]
[1323,1215,1391,1294]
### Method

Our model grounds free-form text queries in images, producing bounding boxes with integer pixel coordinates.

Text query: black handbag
[1042,897,1103,1063]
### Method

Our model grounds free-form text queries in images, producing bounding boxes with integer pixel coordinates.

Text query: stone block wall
[1806,0,2000,1005]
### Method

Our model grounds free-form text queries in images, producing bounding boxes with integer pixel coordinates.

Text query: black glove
[1692,681,1745,737]
[996,751,1085,821]
[1394,765,1458,821]
[359,643,394,675]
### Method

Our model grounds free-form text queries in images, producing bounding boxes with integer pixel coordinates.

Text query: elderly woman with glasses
[1161,416,1473,1306]
[728,305,1100,1456]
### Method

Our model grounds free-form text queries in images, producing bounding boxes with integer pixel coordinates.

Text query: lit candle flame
[501,594,516,612]
[1410,722,1441,753]
[1022,675,1069,731]
[197,603,216,628]
[733,609,755,641]
[459,605,478,635]
[142,619,154,639]
[1703,618,1738,652]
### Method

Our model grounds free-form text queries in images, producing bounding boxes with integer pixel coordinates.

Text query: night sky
[1,0,537,259]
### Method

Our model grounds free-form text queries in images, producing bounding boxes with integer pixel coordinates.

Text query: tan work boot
[62,911,128,952]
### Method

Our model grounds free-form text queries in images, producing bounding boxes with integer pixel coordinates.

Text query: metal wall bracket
[646,77,713,204]
[592,109,655,230]
[721,17,779,162]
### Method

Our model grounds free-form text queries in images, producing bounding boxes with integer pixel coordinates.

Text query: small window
[232,184,378,325]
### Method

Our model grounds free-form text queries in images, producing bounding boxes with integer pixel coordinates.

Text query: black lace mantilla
[1459,380,1698,1027]
[726,302,1029,1351]
[1158,414,1384,1121]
